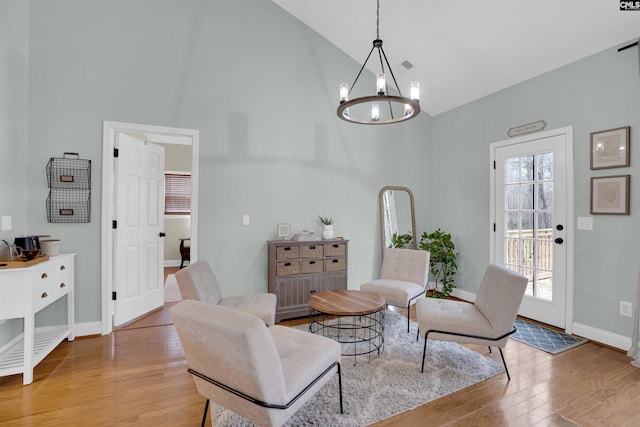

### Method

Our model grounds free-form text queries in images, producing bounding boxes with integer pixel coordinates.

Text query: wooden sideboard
[267,239,348,322]
[0,253,75,385]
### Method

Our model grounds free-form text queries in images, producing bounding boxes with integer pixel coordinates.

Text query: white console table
[0,253,75,385]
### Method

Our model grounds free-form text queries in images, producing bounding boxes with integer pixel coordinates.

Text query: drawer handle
[332,259,339,263]
[310,245,316,249]
[41,273,48,279]
[333,244,339,248]
[60,265,66,271]
[309,261,316,265]
[41,292,48,299]
[284,262,291,267]
[310,290,316,294]
[284,247,291,251]
[59,283,66,289]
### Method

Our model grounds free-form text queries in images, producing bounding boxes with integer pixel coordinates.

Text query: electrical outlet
[620,300,633,317]
[1,216,11,231]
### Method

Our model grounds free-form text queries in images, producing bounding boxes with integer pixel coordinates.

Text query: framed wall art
[590,126,630,170]
[277,223,290,239]
[590,175,630,215]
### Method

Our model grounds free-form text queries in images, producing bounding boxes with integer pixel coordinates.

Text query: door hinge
[493,160,496,169]
[113,148,119,157]
[493,223,496,232]
[112,291,117,300]
[112,220,117,229]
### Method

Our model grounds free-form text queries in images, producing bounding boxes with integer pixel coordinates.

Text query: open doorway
[101,121,199,336]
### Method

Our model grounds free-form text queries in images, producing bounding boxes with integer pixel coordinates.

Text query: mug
[8,245,23,261]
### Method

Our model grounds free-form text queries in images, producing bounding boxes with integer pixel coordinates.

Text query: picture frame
[277,223,290,239]
[590,175,630,215]
[590,126,630,170]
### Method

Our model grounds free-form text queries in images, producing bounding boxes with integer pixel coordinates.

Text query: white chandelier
[337,0,420,125]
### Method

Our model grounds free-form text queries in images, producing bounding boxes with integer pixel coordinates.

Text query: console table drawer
[32,281,54,312]
[276,245,300,260]
[276,261,301,276]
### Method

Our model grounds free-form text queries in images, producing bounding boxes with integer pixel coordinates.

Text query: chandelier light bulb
[372,103,380,121]
[410,82,420,101]
[377,74,386,95]
[339,83,349,103]
[404,103,413,117]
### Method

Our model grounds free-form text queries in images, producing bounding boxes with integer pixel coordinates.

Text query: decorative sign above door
[507,120,547,137]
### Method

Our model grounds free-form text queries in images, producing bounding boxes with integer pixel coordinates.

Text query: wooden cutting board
[0,254,50,269]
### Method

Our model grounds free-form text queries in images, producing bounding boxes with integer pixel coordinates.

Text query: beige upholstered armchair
[360,248,431,332]
[175,260,277,326]
[415,264,527,379]
[171,300,343,427]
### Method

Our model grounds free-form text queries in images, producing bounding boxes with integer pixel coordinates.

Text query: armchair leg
[337,363,344,414]
[498,347,511,381]
[201,399,210,427]
[407,304,411,333]
[421,334,428,373]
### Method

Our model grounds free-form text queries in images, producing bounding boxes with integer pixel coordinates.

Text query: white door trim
[489,126,575,333]
[101,121,200,335]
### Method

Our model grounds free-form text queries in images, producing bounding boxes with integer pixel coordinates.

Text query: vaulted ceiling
[273,0,640,116]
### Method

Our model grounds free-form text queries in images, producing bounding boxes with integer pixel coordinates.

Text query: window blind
[165,173,191,215]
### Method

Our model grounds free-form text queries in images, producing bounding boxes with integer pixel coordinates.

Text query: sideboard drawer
[325,258,346,272]
[276,261,301,276]
[325,243,346,257]
[301,259,323,274]
[276,245,300,260]
[301,244,324,258]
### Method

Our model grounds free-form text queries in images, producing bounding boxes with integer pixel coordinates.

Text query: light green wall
[0,0,30,344]
[431,45,640,337]
[14,0,431,331]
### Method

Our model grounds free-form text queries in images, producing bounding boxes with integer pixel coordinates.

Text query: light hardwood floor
[1,302,639,426]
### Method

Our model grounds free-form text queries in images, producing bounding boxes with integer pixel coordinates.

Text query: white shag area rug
[210,310,505,426]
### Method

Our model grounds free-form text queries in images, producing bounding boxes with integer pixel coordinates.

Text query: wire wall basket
[46,152,91,223]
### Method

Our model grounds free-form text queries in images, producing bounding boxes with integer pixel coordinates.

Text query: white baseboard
[164,260,182,267]
[572,322,631,351]
[75,321,103,337]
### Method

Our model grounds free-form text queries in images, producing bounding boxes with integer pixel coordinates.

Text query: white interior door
[113,132,165,326]
[491,128,573,329]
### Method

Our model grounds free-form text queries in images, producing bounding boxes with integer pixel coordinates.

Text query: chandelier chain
[376,0,380,39]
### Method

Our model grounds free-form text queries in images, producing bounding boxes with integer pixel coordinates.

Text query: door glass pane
[506,185,519,210]
[503,152,554,301]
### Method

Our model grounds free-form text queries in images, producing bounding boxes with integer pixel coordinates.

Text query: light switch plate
[242,215,250,226]
[577,217,593,230]
[1,216,11,231]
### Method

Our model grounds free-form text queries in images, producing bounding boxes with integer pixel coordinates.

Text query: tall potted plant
[419,229,458,298]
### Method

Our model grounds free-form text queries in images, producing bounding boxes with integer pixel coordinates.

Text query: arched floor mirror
[379,186,416,251]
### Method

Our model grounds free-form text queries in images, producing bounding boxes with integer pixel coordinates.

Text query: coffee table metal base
[309,309,384,364]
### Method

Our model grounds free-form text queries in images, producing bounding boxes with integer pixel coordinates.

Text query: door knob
[159,232,166,237]
[556,224,564,231]
[554,237,564,244]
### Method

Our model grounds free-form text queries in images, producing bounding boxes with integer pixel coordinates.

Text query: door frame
[101,121,200,335]
[489,126,575,333]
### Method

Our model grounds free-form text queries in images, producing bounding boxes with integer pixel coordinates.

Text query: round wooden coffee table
[309,290,385,363]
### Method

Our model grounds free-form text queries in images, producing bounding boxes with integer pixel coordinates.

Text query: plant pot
[322,225,334,240]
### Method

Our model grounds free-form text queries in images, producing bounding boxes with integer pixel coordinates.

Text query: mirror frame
[379,186,417,250]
